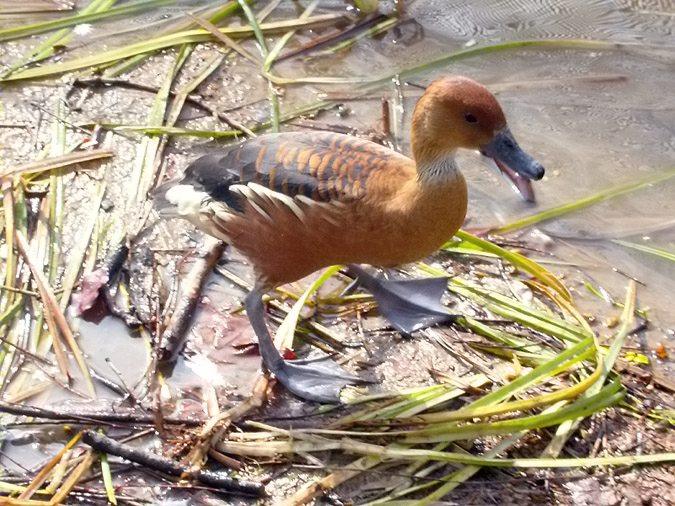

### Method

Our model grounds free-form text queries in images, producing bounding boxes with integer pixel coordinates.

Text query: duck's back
[180,131,411,205]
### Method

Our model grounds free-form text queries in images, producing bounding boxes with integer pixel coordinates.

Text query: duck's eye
[464,113,478,124]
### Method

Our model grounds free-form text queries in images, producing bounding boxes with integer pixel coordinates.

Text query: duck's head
[411,76,544,201]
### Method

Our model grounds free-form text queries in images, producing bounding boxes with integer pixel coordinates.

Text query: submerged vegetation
[0,0,673,504]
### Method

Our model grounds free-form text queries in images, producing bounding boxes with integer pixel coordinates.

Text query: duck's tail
[152,154,243,218]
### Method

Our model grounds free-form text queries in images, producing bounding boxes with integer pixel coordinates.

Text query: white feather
[295,194,336,210]
[248,183,307,222]
[229,184,255,200]
[249,200,273,222]
[165,184,208,216]
[295,195,315,207]
[321,213,340,226]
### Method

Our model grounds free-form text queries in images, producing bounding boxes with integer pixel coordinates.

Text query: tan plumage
[157,76,545,403]
[191,131,467,287]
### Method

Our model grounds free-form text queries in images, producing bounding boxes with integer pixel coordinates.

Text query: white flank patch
[165,184,208,216]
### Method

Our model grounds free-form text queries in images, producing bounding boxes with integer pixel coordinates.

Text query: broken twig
[1,149,113,178]
[158,237,226,363]
[81,430,264,496]
[0,400,203,426]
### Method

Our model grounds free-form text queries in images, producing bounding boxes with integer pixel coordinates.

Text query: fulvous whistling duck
[155,76,545,403]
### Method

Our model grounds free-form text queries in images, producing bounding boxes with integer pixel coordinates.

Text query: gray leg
[346,265,458,335]
[244,287,365,403]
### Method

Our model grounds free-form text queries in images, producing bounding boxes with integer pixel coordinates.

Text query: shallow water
[283,0,675,367]
[0,0,674,493]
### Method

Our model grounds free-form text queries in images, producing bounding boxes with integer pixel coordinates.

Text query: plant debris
[0,1,673,504]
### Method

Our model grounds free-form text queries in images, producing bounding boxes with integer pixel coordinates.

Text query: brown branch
[187,375,270,468]
[157,237,226,363]
[381,97,391,139]
[81,430,264,497]
[14,231,72,384]
[275,14,390,63]
[207,449,244,471]
[280,456,374,506]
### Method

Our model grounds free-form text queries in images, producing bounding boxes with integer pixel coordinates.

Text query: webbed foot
[346,265,458,334]
[245,288,366,403]
[271,355,366,403]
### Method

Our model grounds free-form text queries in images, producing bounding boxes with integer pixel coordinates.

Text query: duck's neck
[415,153,461,186]
[392,152,466,214]
[389,151,467,260]
[410,119,462,185]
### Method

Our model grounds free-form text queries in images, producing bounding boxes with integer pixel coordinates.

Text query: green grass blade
[103,125,241,138]
[237,0,280,131]
[405,337,594,424]
[343,375,490,423]
[151,51,226,186]
[58,182,106,311]
[100,53,150,78]
[266,39,637,85]
[450,279,588,342]
[1,150,114,178]
[612,240,675,263]
[418,261,588,345]
[0,0,174,42]
[370,39,640,87]
[97,97,336,138]
[301,380,623,443]
[381,434,524,505]
[338,337,595,431]
[460,317,555,361]
[275,266,341,350]
[129,44,192,205]
[494,168,675,234]
[453,230,571,300]
[1,14,343,82]
[354,0,379,13]
[543,281,636,457]
[99,452,117,505]
[264,0,318,71]
[2,0,117,77]
[101,0,242,78]
[327,16,398,54]
[223,429,673,468]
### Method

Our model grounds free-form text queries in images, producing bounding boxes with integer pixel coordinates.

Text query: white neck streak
[417,154,460,185]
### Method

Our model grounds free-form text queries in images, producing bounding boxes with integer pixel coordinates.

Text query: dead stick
[281,455,376,506]
[208,449,243,471]
[275,14,389,63]
[158,237,226,363]
[187,375,270,467]
[14,231,71,383]
[81,430,264,497]
[381,97,391,139]
[0,400,203,426]
[2,149,113,178]
[15,230,96,397]
[188,13,260,64]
